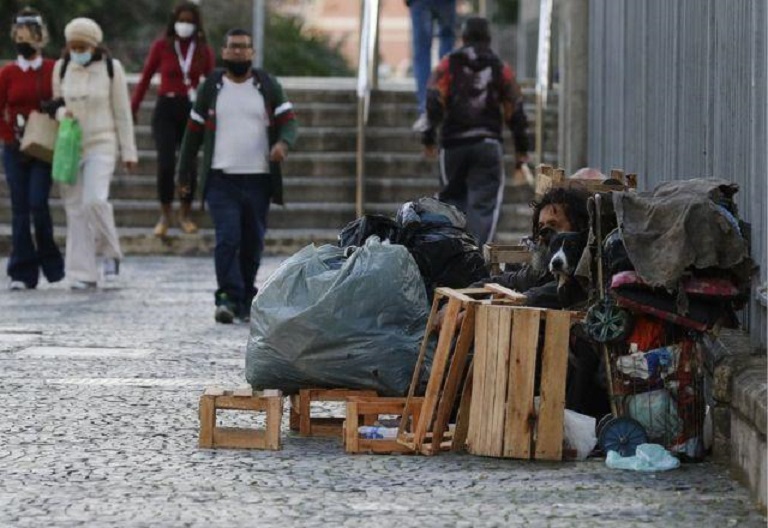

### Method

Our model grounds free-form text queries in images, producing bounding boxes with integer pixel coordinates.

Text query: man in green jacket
[177,28,298,324]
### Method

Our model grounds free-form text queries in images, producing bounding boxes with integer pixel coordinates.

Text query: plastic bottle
[357,426,397,439]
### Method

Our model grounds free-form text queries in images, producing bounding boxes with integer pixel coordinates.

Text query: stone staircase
[0,77,557,256]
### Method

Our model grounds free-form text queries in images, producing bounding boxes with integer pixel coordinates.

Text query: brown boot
[153,204,173,237]
[178,202,198,234]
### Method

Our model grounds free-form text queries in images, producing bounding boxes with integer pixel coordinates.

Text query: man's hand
[124,160,137,172]
[423,145,438,159]
[516,152,530,165]
[178,184,192,200]
[269,141,289,163]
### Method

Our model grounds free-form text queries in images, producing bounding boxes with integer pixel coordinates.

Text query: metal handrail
[355,0,381,218]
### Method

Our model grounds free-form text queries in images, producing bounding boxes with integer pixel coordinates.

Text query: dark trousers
[206,171,271,313]
[152,96,195,205]
[438,139,504,245]
[3,145,64,287]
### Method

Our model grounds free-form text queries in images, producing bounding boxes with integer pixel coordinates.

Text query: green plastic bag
[52,117,81,185]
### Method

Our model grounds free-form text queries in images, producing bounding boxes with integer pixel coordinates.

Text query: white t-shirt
[212,76,270,174]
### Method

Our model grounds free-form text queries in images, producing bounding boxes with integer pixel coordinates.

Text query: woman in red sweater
[131,2,215,237]
[0,8,64,290]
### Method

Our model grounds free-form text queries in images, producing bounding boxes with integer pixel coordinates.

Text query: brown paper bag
[20,111,59,163]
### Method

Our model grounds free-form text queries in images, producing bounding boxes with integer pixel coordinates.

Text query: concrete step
[0,199,532,232]
[122,149,528,179]
[0,223,529,257]
[135,99,558,130]
[133,123,557,155]
[0,175,532,205]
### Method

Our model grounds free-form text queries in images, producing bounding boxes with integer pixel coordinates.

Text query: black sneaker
[215,304,235,324]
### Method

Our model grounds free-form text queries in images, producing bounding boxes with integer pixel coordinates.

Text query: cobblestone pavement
[0,256,764,527]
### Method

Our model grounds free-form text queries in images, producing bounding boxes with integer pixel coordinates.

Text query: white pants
[60,153,123,283]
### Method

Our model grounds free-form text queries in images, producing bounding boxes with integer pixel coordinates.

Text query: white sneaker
[70,280,97,291]
[412,113,429,133]
[8,280,28,291]
[103,258,120,282]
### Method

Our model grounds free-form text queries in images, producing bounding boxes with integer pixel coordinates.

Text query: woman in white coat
[51,18,137,289]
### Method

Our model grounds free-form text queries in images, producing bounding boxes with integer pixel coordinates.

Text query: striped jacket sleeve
[270,75,298,148]
[176,80,209,187]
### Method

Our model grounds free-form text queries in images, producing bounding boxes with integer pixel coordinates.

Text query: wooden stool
[344,397,424,454]
[198,387,283,450]
[289,388,377,437]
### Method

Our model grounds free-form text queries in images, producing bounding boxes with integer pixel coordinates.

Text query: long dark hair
[164,2,207,70]
[165,2,207,44]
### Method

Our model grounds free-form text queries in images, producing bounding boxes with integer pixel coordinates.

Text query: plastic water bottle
[358,426,397,439]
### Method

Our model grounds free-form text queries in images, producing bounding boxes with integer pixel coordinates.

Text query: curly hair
[530,184,591,240]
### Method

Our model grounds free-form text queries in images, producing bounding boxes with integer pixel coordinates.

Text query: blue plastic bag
[606,443,680,472]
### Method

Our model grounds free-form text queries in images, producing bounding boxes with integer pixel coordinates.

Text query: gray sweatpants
[438,138,504,245]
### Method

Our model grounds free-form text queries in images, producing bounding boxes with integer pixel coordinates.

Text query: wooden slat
[357,439,413,454]
[345,401,360,453]
[213,427,266,449]
[534,311,571,461]
[479,306,501,455]
[412,297,463,450]
[483,283,528,304]
[431,304,476,452]
[289,395,300,431]
[434,288,476,304]
[467,305,489,454]
[299,390,311,436]
[488,306,512,457]
[198,395,215,448]
[503,309,541,459]
[203,387,225,396]
[213,395,269,412]
[397,293,442,443]
[265,395,282,450]
[233,386,254,397]
[452,360,474,451]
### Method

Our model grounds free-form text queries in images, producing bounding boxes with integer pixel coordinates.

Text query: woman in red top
[0,8,64,290]
[131,2,215,236]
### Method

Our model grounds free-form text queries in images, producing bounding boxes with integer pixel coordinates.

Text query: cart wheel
[598,417,647,457]
[585,298,633,343]
[595,413,614,438]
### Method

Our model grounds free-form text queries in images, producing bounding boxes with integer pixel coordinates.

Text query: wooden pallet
[397,286,527,456]
[198,387,283,450]
[289,388,377,437]
[466,305,582,460]
[344,396,424,454]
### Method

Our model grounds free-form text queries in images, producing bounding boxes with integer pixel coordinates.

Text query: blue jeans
[409,0,457,113]
[206,171,271,314]
[3,145,64,287]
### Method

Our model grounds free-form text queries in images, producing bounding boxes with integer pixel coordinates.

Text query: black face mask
[15,42,37,60]
[223,59,250,77]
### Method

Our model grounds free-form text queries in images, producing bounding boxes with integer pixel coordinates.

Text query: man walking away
[177,28,298,324]
[422,17,529,246]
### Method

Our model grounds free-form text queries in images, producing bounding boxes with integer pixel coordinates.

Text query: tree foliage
[0,0,351,75]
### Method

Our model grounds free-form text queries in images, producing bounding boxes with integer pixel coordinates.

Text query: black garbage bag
[338,214,399,248]
[396,198,489,295]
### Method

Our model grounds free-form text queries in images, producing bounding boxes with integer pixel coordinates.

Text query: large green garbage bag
[246,238,429,396]
[51,117,81,185]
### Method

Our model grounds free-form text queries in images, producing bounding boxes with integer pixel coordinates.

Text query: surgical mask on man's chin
[223,59,250,77]
[70,50,92,66]
[174,22,196,39]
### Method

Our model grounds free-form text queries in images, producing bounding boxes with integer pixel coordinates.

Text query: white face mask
[174,22,196,39]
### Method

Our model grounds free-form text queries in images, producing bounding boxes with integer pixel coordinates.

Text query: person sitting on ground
[475,184,591,308]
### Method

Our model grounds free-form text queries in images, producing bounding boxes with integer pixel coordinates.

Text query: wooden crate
[535,164,637,198]
[198,387,282,450]
[466,305,581,460]
[397,286,527,456]
[289,388,377,437]
[483,244,532,275]
[344,396,424,454]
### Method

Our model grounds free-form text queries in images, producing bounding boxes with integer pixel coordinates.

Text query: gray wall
[588,0,767,349]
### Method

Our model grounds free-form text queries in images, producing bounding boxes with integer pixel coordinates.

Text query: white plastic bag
[563,409,597,460]
[606,443,680,472]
